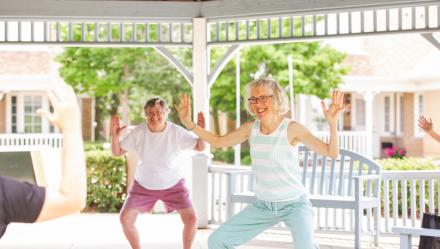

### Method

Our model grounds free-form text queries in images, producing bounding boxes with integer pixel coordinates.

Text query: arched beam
[421,33,440,51]
[154,46,193,86]
[208,44,240,89]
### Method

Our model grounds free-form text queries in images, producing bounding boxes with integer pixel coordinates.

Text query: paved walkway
[0,213,414,249]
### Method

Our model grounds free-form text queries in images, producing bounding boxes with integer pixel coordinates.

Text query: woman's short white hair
[143,97,170,120]
[244,77,289,116]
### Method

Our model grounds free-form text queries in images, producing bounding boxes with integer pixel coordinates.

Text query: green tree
[129,48,192,124]
[209,42,348,134]
[57,47,193,139]
[57,48,149,139]
[57,42,347,140]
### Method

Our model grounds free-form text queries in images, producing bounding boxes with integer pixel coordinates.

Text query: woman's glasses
[247,95,273,104]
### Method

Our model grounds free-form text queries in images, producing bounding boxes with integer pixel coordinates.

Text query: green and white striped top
[249,118,306,202]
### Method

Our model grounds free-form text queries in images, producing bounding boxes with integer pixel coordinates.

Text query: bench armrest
[224,169,253,176]
[352,175,380,181]
[393,226,440,237]
[224,169,254,195]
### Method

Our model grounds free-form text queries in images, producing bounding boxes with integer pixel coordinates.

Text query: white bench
[393,226,440,249]
[224,145,382,249]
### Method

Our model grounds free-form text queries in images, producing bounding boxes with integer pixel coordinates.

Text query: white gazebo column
[298,94,307,124]
[362,91,376,158]
[234,48,241,166]
[192,17,210,229]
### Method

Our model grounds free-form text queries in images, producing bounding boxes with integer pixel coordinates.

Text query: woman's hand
[37,84,81,133]
[197,111,205,129]
[110,115,127,138]
[175,93,193,128]
[418,115,433,132]
[321,90,350,126]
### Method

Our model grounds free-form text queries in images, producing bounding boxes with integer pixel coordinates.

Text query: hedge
[376,157,440,217]
[212,148,252,165]
[85,150,126,212]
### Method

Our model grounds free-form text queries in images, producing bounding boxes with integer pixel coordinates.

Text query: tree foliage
[209,43,348,125]
[57,42,347,139]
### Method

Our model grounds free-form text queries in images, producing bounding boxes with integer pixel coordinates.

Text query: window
[415,93,424,136]
[11,96,17,133]
[384,96,391,132]
[399,95,404,134]
[8,93,55,134]
[49,104,55,133]
[24,95,42,133]
[355,98,365,127]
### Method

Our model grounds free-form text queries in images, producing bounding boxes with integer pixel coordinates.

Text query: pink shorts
[122,178,193,213]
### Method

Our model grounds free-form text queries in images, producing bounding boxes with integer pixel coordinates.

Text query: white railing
[0,133,63,150]
[208,164,440,235]
[208,164,249,225]
[382,171,440,233]
[315,131,370,157]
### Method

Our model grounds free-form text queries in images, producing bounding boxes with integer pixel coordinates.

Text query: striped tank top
[249,118,306,202]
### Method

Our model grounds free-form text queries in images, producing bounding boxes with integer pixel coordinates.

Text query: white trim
[338,110,344,130]
[6,93,11,133]
[91,97,95,141]
[41,94,49,133]
[203,0,437,20]
[340,76,440,92]
[1,0,434,21]
[396,93,404,136]
[6,91,54,134]
[154,47,193,86]
[414,92,424,137]
[0,0,199,21]
[78,97,83,139]
[208,45,241,88]
[192,18,210,229]
[414,81,440,91]
[380,93,395,136]
[351,93,366,131]
[350,93,357,130]
[0,75,60,90]
[17,94,23,133]
[422,33,440,51]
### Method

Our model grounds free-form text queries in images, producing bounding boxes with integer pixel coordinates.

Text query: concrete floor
[0,213,414,249]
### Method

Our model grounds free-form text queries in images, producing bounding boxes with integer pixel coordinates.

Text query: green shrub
[84,141,108,152]
[376,157,440,217]
[212,148,251,166]
[376,157,440,171]
[85,150,126,212]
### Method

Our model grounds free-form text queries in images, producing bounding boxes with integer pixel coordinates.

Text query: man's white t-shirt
[120,122,198,190]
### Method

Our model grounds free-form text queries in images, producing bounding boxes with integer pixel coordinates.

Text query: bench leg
[355,207,362,249]
[374,207,379,246]
[400,234,412,249]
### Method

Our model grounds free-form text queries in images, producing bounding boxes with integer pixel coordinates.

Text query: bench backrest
[299,145,381,197]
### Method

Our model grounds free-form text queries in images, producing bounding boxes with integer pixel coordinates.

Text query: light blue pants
[208,195,319,249]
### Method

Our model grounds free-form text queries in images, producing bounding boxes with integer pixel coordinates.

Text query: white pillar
[362,91,376,158]
[192,17,210,228]
[288,55,294,119]
[192,18,210,123]
[298,94,307,124]
[234,48,241,167]
[191,154,210,228]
